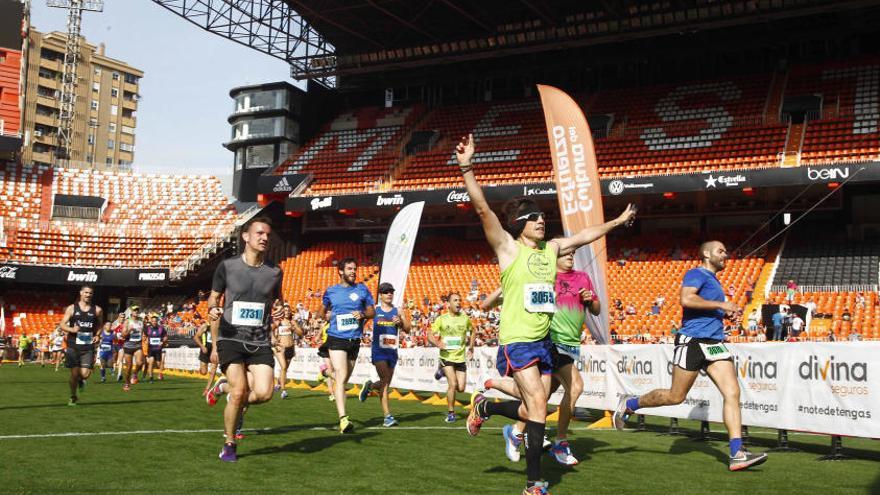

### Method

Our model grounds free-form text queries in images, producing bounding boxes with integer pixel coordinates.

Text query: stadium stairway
[38,168,53,223]
[764,68,789,124]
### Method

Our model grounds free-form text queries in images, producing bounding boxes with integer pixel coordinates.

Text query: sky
[31,0,300,180]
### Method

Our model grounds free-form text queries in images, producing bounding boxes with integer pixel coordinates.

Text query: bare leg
[635,366,699,408]
[705,360,742,441]
[245,364,275,404]
[555,363,583,440]
[442,366,458,413]
[374,361,394,417]
[329,350,352,418]
[223,364,249,442]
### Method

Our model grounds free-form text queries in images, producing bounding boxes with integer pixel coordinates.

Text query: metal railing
[770,284,879,293]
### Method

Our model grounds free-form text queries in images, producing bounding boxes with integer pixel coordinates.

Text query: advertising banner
[378,201,424,308]
[165,342,878,438]
[0,263,169,286]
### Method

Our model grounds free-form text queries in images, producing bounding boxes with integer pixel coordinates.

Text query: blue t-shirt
[99,331,114,352]
[323,283,375,339]
[372,305,400,356]
[680,267,725,340]
[772,312,783,327]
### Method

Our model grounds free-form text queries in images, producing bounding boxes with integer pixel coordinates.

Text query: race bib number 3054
[524,283,556,313]
[232,301,266,327]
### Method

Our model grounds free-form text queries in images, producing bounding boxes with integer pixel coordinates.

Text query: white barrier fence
[164,342,878,438]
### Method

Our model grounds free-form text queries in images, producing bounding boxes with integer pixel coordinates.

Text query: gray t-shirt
[212,256,283,345]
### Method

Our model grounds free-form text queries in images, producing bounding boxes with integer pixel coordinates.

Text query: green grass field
[1,365,878,494]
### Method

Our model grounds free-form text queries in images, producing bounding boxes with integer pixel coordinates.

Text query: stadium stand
[787,59,880,165]
[2,290,67,336]
[274,106,424,193]
[767,238,879,339]
[0,163,237,267]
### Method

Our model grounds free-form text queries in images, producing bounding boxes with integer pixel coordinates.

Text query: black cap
[378,282,395,294]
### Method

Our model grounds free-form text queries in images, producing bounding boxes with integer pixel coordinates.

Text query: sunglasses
[516,212,544,222]
[380,290,395,294]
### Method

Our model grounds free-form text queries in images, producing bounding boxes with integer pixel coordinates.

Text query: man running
[613,240,768,471]
[97,322,116,383]
[484,250,600,466]
[111,314,125,380]
[17,333,29,367]
[121,306,145,391]
[272,304,302,399]
[456,134,635,495]
[426,292,475,423]
[319,257,375,433]
[59,286,104,405]
[360,282,411,427]
[193,315,218,395]
[145,315,168,382]
[205,216,284,462]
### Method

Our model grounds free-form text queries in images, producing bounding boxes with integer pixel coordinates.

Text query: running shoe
[122,384,130,392]
[550,440,579,466]
[445,412,457,423]
[729,450,768,471]
[522,482,550,495]
[234,430,245,440]
[131,377,139,385]
[383,415,398,427]
[359,380,373,402]
[159,373,164,380]
[612,395,632,431]
[543,435,552,451]
[274,383,281,392]
[280,390,289,399]
[218,442,237,462]
[434,367,444,380]
[328,394,335,402]
[466,391,488,436]
[339,415,354,433]
[100,377,106,383]
[116,374,122,383]
[67,397,78,406]
[78,378,86,392]
[502,424,522,462]
[206,377,227,406]
[149,377,154,384]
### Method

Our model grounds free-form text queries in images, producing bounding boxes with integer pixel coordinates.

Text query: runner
[315,320,336,402]
[483,251,600,466]
[144,315,168,382]
[272,304,302,399]
[50,326,65,371]
[319,257,375,433]
[111,314,125,380]
[59,286,104,405]
[121,306,145,392]
[204,216,284,462]
[360,282,411,427]
[426,292,475,423]
[17,333,29,367]
[193,314,218,395]
[455,134,635,495]
[97,322,116,383]
[38,334,50,367]
[613,240,768,471]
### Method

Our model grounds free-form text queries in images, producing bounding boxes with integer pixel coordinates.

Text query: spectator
[654,294,665,307]
[771,308,785,341]
[856,292,866,308]
[747,308,759,334]
[848,330,861,342]
[782,309,793,339]
[744,278,756,304]
[650,303,660,315]
[670,322,679,335]
[625,304,636,315]
[842,308,852,321]
[614,299,623,311]
[727,285,736,300]
[790,312,804,340]
[786,279,798,303]
[617,258,627,267]
[470,278,479,291]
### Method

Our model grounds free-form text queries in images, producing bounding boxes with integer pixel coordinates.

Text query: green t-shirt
[432,312,472,363]
[18,336,29,349]
[499,241,557,344]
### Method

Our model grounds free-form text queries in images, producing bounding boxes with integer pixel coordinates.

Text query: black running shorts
[325,336,361,360]
[147,348,163,361]
[672,334,733,371]
[440,359,467,373]
[198,343,213,364]
[65,347,94,369]
[216,339,274,373]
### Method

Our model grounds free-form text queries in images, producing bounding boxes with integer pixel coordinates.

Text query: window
[123,73,139,85]
[107,139,115,150]
[111,88,118,98]
[108,123,116,133]
[112,72,119,81]
[92,82,100,92]
[120,143,135,152]
[110,105,118,116]
[88,134,94,145]
[106,157,113,164]
[91,100,98,110]
[94,67,101,75]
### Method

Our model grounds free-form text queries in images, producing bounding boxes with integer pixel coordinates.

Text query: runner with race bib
[319,257,375,434]
[59,285,104,405]
[97,322,115,383]
[360,282,411,427]
[427,292,475,423]
[144,315,168,382]
[613,240,768,472]
[121,307,146,391]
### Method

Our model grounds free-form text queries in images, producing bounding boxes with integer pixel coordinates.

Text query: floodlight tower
[47,0,103,164]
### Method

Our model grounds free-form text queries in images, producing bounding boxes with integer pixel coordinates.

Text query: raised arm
[480,287,503,311]
[456,134,517,262]
[552,204,637,256]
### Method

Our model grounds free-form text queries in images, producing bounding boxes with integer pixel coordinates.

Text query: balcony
[33,113,58,126]
[122,98,137,110]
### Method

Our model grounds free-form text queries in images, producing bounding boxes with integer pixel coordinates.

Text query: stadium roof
[287,0,878,81]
